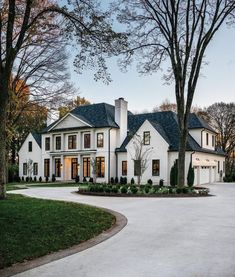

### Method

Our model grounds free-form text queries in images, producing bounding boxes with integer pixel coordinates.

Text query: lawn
[0,194,114,269]
[6,182,85,191]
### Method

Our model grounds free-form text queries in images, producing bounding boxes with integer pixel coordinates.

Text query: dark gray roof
[42,103,132,133]
[117,111,224,156]
[32,132,42,148]
[188,113,215,132]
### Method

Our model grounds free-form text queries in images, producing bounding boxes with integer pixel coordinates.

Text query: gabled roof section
[42,103,130,133]
[32,132,42,148]
[116,111,224,155]
[71,103,119,128]
[188,113,215,133]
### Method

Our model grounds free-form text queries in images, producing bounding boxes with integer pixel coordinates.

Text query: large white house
[18,98,225,185]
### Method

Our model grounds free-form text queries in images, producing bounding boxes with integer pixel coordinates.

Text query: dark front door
[71,158,78,179]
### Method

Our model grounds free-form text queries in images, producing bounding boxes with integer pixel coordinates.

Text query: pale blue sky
[66,4,235,113]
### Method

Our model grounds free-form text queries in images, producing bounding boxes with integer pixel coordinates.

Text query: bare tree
[0,0,126,199]
[130,134,152,185]
[206,102,235,174]
[115,0,235,186]
[90,157,97,184]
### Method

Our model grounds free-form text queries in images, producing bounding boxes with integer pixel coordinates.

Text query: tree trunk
[0,82,9,199]
[177,104,188,187]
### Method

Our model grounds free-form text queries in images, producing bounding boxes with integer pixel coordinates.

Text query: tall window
[55,158,61,177]
[33,163,38,175]
[206,133,209,145]
[28,141,32,152]
[55,136,61,150]
[68,135,77,149]
[97,133,104,148]
[212,135,215,147]
[45,137,50,151]
[143,131,150,145]
[84,134,91,149]
[152,160,160,176]
[23,163,27,175]
[122,161,127,176]
[218,161,220,173]
[44,159,50,177]
[96,157,105,177]
[83,157,90,177]
[134,160,141,176]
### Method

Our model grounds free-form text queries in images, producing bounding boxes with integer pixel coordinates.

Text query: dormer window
[206,133,209,146]
[143,131,150,145]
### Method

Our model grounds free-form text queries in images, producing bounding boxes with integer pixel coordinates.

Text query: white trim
[48,113,92,131]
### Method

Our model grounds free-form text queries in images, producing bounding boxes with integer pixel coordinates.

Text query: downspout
[108,128,112,183]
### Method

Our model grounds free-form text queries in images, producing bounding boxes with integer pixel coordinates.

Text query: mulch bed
[77,191,213,198]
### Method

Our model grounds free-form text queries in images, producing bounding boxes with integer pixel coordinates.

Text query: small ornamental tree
[170,160,178,187]
[187,162,195,187]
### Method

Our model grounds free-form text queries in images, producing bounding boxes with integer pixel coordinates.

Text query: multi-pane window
[97,133,104,148]
[84,134,91,149]
[143,131,150,145]
[206,133,209,145]
[28,141,32,152]
[83,157,90,177]
[68,135,77,149]
[134,160,141,176]
[55,158,61,177]
[122,161,127,176]
[33,163,38,175]
[96,157,105,177]
[45,137,50,151]
[44,159,50,177]
[55,136,61,150]
[23,163,27,175]
[152,160,160,176]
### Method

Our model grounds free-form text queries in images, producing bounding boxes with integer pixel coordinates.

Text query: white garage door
[200,167,210,184]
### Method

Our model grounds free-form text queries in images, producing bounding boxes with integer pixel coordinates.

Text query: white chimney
[47,109,60,126]
[115,97,128,147]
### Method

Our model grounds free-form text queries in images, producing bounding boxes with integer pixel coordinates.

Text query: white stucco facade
[18,98,225,185]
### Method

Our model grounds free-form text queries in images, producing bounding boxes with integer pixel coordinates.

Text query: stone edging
[0,204,127,277]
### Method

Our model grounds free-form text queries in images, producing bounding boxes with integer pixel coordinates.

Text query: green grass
[6,182,86,191]
[0,194,114,269]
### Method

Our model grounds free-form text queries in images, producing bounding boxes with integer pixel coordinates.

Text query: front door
[71,158,78,179]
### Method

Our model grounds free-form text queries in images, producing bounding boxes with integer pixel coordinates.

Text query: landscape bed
[77,184,211,197]
[0,194,115,269]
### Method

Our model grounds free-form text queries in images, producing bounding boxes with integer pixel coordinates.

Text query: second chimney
[115,97,128,147]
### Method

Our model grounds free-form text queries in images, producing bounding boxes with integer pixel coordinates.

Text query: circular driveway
[13,183,235,277]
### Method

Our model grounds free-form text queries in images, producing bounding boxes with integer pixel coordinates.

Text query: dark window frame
[23,163,27,175]
[152,160,160,176]
[134,160,141,176]
[218,161,220,173]
[206,133,209,146]
[83,157,90,177]
[122,161,127,176]
[68,135,77,150]
[28,141,32,152]
[45,137,50,151]
[97,133,104,148]
[44,159,50,177]
[143,131,150,145]
[33,163,38,175]
[55,136,61,150]
[55,158,61,177]
[84,133,91,149]
[96,157,105,177]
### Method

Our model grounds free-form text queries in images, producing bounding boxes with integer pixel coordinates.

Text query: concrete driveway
[12,183,235,277]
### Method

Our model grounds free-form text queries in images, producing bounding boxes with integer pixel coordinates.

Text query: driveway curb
[0,205,127,277]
